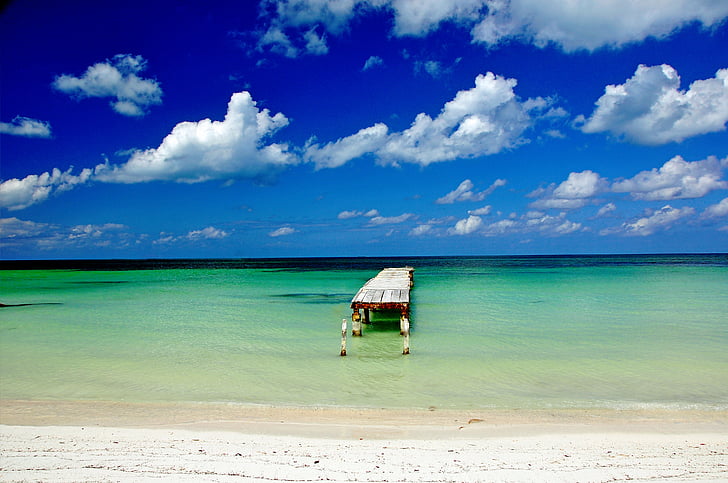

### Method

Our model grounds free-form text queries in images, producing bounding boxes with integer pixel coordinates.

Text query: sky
[1,0,728,259]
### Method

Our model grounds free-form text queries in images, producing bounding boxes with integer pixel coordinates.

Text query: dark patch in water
[0,302,62,308]
[69,281,128,285]
[270,293,351,304]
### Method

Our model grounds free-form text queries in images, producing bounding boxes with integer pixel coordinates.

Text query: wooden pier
[341,267,414,355]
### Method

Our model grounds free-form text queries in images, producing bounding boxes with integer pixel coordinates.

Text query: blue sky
[1,0,728,259]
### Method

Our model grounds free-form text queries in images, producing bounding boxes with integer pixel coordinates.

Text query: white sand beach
[1,401,727,482]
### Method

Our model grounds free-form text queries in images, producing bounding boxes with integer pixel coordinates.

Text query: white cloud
[269,226,297,237]
[612,155,728,200]
[523,212,583,235]
[68,223,126,240]
[94,91,295,183]
[481,218,518,236]
[338,209,379,219]
[602,205,695,236]
[454,211,583,237]
[187,226,229,240]
[362,55,384,71]
[389,0,484,36]
[262,0,365,34]
[303,27,329,54]
[0,116,52,138]
[306,123,388,169]
[256,0,728,53]
[380,73,536,165]
[543,129,565,139]
[368,213,414,225]
[436,178,506,204]
[468,205,492,216]
[579,65,728,145]
[258,26,299,57]
[417,60,443,78]
[448,215,483,235]
[1,217,134,251]
[53,54,162,117]
[595,202,617,218]
[471,0,728,52]
[529,170,608,210]
[306,72,541,167]
[0,168,93,211]
[702,197,728,218]
[0,217,53,242]
[409,224,433,236]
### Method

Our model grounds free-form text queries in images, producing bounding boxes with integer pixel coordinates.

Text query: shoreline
[2,400,728,481]
[2,399,727,438]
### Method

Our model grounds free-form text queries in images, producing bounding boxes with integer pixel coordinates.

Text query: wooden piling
[352,309,362,336]
[402,318,410,355]
[340,319,347,356]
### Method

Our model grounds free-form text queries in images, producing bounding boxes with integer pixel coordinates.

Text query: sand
[1,400,727,482]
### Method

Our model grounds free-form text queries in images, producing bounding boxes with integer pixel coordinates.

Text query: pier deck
[351,267,414,314]
[346,267,414,354]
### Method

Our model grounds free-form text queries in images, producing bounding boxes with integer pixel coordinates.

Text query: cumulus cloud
[468,205,492,216]
[306,72,541,167]
[94,91,295,183]
[3,91,297,210]
[599,205,695,236]
[187,226,229,240]
[471,0,728,51]
[68,223,127,241]
[0,116,52,138]
[53,54,162,117]
[578,65,728,145]
[409,224,434,236]
[436,178,506,204]
[368,213,414,225]
[255,0,728,54]
[528,156,728,213]
[269,226,297,237]
[595,202,617,218]
[602,205,695,236]
[0,217,134,251]
[448,215,483,235]
[448,211,583,237]
[306,124,388,169]
[338,209,379,219]
[702,197,728,218]
[0,217,53,242]
[612,155,728,200]
[0,167,93,210]
[362,55,384,71]
[529,170,608,210]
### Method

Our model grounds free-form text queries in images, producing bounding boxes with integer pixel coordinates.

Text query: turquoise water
[1,255,727,410]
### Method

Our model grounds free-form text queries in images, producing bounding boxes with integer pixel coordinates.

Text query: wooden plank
[351,267,413,307]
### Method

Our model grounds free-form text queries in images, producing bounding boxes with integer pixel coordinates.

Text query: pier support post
[402,318,410,355]
[340,319,347,356]
[352,309,362,336]
[400,309,409,335]
[363,308,370,324]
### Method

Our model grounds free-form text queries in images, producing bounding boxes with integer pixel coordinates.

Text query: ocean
[1,255,727,411]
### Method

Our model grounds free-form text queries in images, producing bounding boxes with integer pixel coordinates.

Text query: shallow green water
[1,255,727,410]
